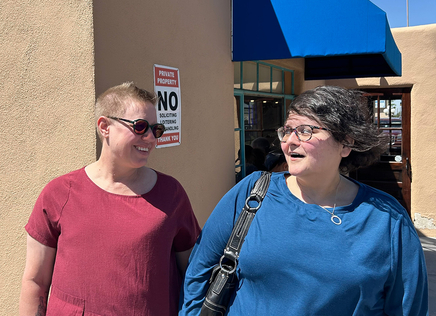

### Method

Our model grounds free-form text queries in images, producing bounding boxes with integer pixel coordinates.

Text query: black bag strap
[219,171,271,273]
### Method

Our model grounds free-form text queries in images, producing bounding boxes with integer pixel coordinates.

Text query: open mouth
[290,152,304,158]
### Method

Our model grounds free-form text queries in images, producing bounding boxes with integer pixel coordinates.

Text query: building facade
[1,0,435,313]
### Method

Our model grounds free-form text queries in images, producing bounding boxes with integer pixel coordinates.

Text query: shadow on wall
[96,132,102,160]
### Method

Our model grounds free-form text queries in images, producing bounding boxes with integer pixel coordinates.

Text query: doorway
[349,88,412,216]
[233,61,295,182]
[234,94,287,181]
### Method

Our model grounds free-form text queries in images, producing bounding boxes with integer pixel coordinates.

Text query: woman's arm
[384,215,428,316]
[179,173,262,315]
[19,234,56,316]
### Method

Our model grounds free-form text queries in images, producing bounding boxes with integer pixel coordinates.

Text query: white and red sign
[153,64,181,148]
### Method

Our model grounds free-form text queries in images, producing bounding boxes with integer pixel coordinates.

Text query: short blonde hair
[95,82,158,139]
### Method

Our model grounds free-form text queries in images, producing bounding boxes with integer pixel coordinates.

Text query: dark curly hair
[287,86,388,173]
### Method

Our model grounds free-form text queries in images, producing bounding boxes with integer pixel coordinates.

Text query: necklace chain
[303,176,342,225]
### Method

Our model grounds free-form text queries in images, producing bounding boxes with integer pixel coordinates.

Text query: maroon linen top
[26,168,200,316]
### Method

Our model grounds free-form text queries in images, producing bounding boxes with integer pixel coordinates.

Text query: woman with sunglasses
[180,86,428,315]
[20,82,200,316]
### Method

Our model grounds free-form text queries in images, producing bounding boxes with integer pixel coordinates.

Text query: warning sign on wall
[153,64,181,148]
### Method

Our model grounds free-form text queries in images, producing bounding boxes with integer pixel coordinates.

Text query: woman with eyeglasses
[19,82,200,316]
[180,86,428,316]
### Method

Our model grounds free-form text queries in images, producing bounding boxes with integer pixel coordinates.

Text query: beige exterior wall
[92,1,235,227]
[1,1,233,313]
[326,24,436,238]
[0,1,96,313]
[2,0,434,313]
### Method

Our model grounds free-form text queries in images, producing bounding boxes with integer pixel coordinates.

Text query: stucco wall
[1,0,233,313]
[0,0,95,314]
[327,24,436,237]
[93,0,235,227]
[4,1,432,314]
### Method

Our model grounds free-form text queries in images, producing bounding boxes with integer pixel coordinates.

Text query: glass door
[350,89,411,215]
[235,94,285,183]
[243,96,284,149]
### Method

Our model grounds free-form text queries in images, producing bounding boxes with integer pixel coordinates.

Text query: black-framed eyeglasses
[108,117,166,138]
[277,125,330,142]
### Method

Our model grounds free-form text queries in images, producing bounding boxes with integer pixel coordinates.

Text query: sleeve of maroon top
[150,172,201,252]
[171,179,201,252]
[25,175,70,248]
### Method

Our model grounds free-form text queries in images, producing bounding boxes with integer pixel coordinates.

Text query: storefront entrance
[349,88,412,215]
[233,61,295,181]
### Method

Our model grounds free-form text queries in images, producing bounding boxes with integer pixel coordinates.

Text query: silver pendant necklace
[303,176,342,226]
[320,204,342,225]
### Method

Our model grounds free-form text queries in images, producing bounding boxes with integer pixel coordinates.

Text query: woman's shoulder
[154,169,180,185]
[235,171,267,190]
[238,171,286,189]
[349,176,409,219]
[152,169,188,195]
[230,171,285,202]
[43,167,85,192]
[35,168,86,213]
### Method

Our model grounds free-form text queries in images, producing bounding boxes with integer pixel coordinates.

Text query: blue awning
[232,0,402,80]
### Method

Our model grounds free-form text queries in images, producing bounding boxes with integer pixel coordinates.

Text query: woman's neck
[85,161,156,196]
[286,174,342,207]
[286,173,359,208]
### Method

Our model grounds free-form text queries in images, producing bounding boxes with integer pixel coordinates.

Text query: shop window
[244,97,283,146]
[371,97,402,159]
[234,61,294,182]
[258,64,271,92]
[272,68,283,94]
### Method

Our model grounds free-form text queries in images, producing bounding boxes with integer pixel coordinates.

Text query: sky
[370,0,436,28]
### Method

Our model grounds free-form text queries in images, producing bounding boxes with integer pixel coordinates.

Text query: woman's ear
[97,116,110,138]
[341,137,354,157]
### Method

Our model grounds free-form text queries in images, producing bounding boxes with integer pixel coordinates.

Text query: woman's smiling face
[108,100,158,168]
[280,114,351,181]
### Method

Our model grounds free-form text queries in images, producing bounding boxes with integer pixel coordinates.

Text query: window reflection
[371,97,402,158]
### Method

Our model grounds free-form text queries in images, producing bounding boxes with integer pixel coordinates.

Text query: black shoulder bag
[200,171,272,316]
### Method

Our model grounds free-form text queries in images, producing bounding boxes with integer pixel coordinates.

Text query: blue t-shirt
[180,171,428,316]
